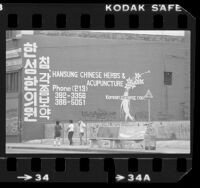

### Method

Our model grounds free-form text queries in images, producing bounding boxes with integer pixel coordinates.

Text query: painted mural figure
[120,89,135,121]
[120,71,150,121]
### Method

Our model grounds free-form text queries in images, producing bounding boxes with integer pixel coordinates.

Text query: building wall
[20,33,190,122]
[6,31,22,143]
[6,31,190,142]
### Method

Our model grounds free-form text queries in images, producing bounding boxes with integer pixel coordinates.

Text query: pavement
[6,148,85,153]
[6,140,190,154]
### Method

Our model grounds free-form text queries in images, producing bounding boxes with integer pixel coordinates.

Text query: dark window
[6,72,19,93]
[164,72,172,85]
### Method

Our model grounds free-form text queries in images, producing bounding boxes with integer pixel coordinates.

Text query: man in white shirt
[78,121,86,145]
[66,120,74,145]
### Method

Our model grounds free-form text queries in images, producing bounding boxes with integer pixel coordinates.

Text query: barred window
[6,72,19,93]
[6,31,13,39]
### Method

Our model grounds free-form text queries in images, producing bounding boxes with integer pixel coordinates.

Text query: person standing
[54,120,62,146]
[78,121,86,145]
[66,120,74,145]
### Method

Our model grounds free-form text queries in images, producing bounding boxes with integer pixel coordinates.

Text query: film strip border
[5,13,189,29]
[0,3,195,183]
[0,158,192,182]
[0,4,195,29]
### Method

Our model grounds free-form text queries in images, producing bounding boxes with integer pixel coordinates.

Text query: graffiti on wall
[81,108,117,120]
[135,111,148,121]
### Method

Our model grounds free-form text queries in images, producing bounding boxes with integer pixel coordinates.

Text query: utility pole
[145,90,153,122]
[148,98,151,122]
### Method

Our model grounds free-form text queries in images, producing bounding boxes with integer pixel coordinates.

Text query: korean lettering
[23,42,38,122]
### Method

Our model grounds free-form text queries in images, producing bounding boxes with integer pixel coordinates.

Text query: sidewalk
[6,143,92,152]
[6,142,148,153]
[7,138,141,153]
[6,140,190,154]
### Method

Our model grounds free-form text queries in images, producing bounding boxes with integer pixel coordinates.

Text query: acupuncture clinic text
[105,4,182,12]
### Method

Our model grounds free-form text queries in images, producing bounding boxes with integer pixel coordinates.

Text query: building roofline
[35,30,186,43]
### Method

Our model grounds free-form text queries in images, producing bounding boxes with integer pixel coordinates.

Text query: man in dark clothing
[54,120,62,146]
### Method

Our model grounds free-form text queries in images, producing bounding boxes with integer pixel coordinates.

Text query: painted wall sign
[21,35,156,123]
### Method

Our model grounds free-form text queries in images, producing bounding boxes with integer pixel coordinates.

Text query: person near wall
[54,120,62,146]
[66,120,74,146]
[78,120,86,145]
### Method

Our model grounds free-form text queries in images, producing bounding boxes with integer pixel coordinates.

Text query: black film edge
[0,3,195,183]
